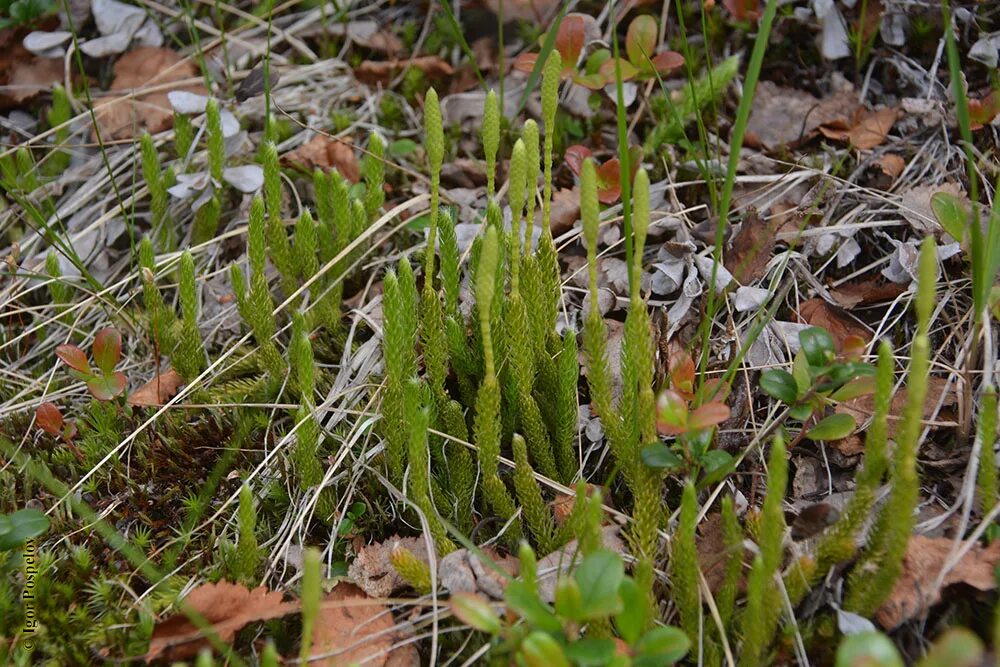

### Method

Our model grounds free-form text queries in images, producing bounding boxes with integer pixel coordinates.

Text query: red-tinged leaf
[722,0,762,20]
[656,389,689,435]
[625,15,658,68]
[564,145,592,177]
[63,422,78,441]
[87,371,126,401]
[55,344,91,373]
[596,159,623,204]
[650,50,685,75]
[35,402,63,436]
[841,335,867,361]
[555,14,586,68]
[599,57,639,83]
[92,328,122,374]
[513,52,538,74]
[969,91,1000,130]
[127,369,185,407]
[669,350,696,400]
[688,402,731,431]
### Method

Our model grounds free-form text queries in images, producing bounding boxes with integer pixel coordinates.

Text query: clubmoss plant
[404,380,455,555]
[44,84,72,176]
[261,141,297,296]
[173,110,194,163]
[390,544,433,594]
[45,251,71,323]
[140,134,172,250]
[381,259,419,485]
[232,483,260,584]
[173,251,207,381]
[191,99,225,245]
[299,547,321,663]
[482,89,500,199]
[362,132,385,220]
[845,238,936,616]
[738,434,788,667]
[512,434,556,554]
[975,388,998,514]
[671,482,702,649]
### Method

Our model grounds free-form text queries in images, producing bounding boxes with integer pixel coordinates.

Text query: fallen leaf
[898,182,965,236]
[819,107,897,149]
[127,368,184,406]
[745,81,858,151]
[4,57,64,106]
[828,276,907,309]
[439,547,520,600]
[796,298,871,351]
[968,90,1000,129]
[874,153,906,179]
[696,513,747,594]
[311,583,419,667]
[536,525,625,602]
[875,535,1000,629]
[93,46,205,140]
[483,0,560,22]
[348,536,429,598]
[282,135,360,183]
[146,581,298,662]
[724,206,780,284]
[354,56,454,84]
[836,376,958,436]
[548,187,581,237]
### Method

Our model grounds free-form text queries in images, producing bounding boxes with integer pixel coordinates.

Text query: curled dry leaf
[94,46,206,140]
[875,535,1000,629]
[828,276,906,309]
[127,368,185,406]
[796,298,871,351]
[818,107,898,150]
[310,583,419,667]
[282,135,360,183]
[354,56,454,84]
[4,57,64,106]
[874,153,906,180]
[745,81,858,151]
[439,547,519,600]
[145,580,298,662]
[696,513,748,594]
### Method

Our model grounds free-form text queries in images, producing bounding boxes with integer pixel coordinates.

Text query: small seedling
[55,327,127,401]
[451,547,691,666]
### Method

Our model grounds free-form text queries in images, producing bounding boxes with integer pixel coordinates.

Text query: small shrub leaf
[805,413,856,441]
[760,369,797,403]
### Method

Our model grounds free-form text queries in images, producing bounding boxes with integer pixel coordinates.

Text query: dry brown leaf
[348,536,429,598]
[127,368,185,406]
[94,47,205,140]
[828,276,907,309]
[875,535,1000,629]
[796,298,871,350]
[439,547,519,599]
[146,581,298,662]
[820,107,898,150]
[695,513,748,594]
[836,376,957,436]
[548,187,581,237]
[875,153,906,179]
[354,56,454,84]
[282,135,360,183]
[483,0,560,22]
[5,57,64,106]
[311,583,419,667]
[724,206,780,284]
[744,81,858,151]
[899,182,965,236]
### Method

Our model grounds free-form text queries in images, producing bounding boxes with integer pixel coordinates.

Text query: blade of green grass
[435,0,487,91]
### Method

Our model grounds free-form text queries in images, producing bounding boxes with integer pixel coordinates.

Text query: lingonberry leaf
[92,327,122,375]
[55,344,91,374]
[805,413,856,441]
[759,369,797,404]
[656,389,689,435]
[35,402,64,436]
[625,15,658,69]
[688,402,731,431]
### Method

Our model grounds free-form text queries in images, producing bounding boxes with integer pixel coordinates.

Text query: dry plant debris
[310,583,419,667]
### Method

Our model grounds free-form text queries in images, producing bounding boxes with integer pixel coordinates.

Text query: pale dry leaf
[23,31,71,55]
[744,81,858,151]
[898,182,965,236]
[127,368,184,406]
[348,536,428,598]
[439,548,519,599]
[836,376,957,437]
[94,47,205,140]
[311,583,419,667]
[536,525,625,602]
[796,298,871,350]
[146,581,298,662]
[282,135,360,183]
[223,165,264,193]
[548,187,581,237]
[875,535,1000,629]
[483,0,560,22]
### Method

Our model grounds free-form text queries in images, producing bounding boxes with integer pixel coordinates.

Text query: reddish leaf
[55,344,91,374]
[87,372,127,401]
[35,402,64,436]
[668,349,696,400]
[555,14,586,69]
[656,389,689,436]
[595,159,623,204]
[564,145,592,177]
[513,52,539,73]
[650,50,685,75]
[722,0,762,20]
[128,369,185,407]
[969,91,1000,130]
[92,328,122,375]
[625,15,658,68]
[688,402,731,431]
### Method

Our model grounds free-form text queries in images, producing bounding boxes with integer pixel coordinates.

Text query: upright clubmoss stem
[424,89,444,283]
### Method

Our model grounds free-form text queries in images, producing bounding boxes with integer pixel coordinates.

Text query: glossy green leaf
[800,327,836,367]
[634,626,690,664]
[521,631,570,667]
[554,576,584,620]
[0,509,49,550]
[574,549,625,619]
[626,15,658,68]
[930,191,970,242]
[805,413,856,441]
[505,581,562,634]
[789,403,814,420]
[615,578,647,644]
[565,638,618,666]
[656,389,689,435]
[698,450,735,489]
[830,376,876,402]
[640,443,683,470]
[55,344,90,374]
[834,631,903,667]
[760,369,797,404]
[793,348,812,392]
